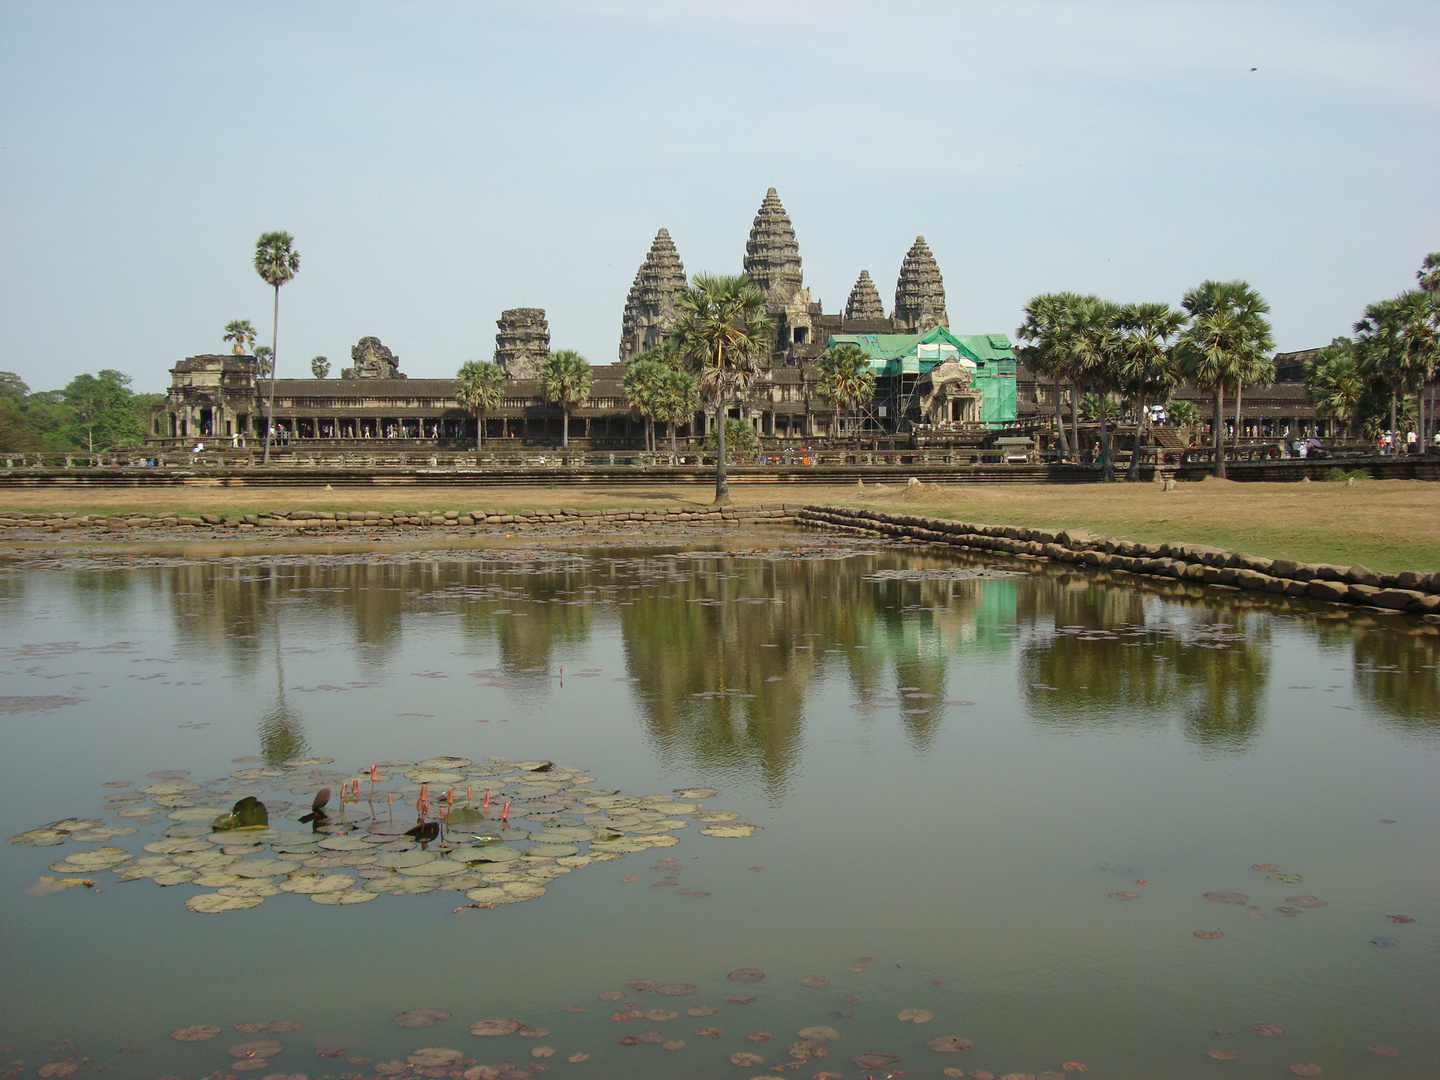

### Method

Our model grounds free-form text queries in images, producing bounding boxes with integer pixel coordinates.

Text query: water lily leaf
[407,1048,463,1067]
[1204,891,1249,904]
[688,1005,719,1017]
[469,1019,522,1036]
[187,892,263,913]
[700,824,759,838]
[1108,892,1140,900]
[1285,896,1327,908]
[1206,1050,1238,1060]
[567,1053,590,1063]
[311,889,377,904]
[655,983,697,996]
[1385,914,1414,923]
[8,829,70,847]
[230,858,294,878]
[49,847,132,872]
[926,1036,975,1052]
[798,1027,841,1043]
[170,1025,222,1042]
[728,969,764,983]
[674,788,718,799]
[65,825,138,843]
[474,845,522,863]
[730,1052,765,1066]
[897,1009,933,1023]
[636,1031,668,1044]
[1251,863,1280,872]
[645,1009,679,1022]
[464,886,507,904]
[229,1039,284,1058]
[1252,1023,1285,1037]
[1194,930,1224,939]
[406,770,467,784]
[398,860,467,877]
[1370,936,1398,947]
[137,782,202,796]
[797,975,829,988]
[525,843,579,857]
[498,881,546,901]
[417,757,473,770]
[317,835,371,851]
[852,1052,899,1068]
[599,990,626,1001]
[279,873,354,894]
[627,979,656,991]
[145,837,215,855]
[693,811,741,823]
[1268,873,1304,883]
[1287,1064,1322,1076]
[375,850,437,868]
[531,1045,556,1058]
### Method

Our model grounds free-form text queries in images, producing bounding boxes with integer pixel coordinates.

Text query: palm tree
[814,343,876,438]
[254,231,301,464]
[223,319,257,355]
[1062,295,1123,481]
[1356,291,1438,448]
[669,273,773,505]
[653,367,699,453]
[456,360,507,450]
[622,357,665,450]
[1115,302,1184,480]
[1175,280,1274,478]
[1015,292,1088,456]
[539,349,593,448]
[1304,338,1364,438]
[1419,252,1440,296]
[1165,399,1202,444]
[254,346,273,378]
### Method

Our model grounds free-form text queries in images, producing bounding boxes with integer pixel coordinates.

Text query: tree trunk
[1234,382,1244,436]
[475,412,484,451]
[1069,383,1081,454]
[263,285,279,465]
[561,406,569,448]
[1098,393,1114,482]
[1212,383,1227,478]
[669,417,678,453]
[1053,378,1070,456]
[1389,390,1397,443]
[713,399,730,505]
[1126,394,1146,481]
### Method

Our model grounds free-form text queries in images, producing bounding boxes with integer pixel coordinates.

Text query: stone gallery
[150,190,1025,449]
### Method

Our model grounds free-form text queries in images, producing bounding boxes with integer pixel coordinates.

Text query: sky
[1,0,1437,392]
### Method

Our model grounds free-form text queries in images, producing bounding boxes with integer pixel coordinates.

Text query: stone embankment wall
[796,505,1440,621]
[0,505,798,533]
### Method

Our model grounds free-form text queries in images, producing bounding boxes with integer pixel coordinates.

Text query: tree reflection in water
[119,543,1437,786]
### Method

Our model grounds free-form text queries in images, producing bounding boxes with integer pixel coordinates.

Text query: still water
[1,536,1436,1079]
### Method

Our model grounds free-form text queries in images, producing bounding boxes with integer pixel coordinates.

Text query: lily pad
[1207,1050,1238,1060]
[689,1005,719,1017]
[674,788,718,799]
[186,892,264,913]
[397,860,467,877]
[655,982,696,996]
[798,1026,842,1043]
[464,886,508,903]
[364,876,439,894]
[1194,930,1224,939]
[171,1025,223,1041]
[8,829,70,847]
[1252,1023,1285,1037]
[1108,892,1140,900]
[311,889,377,904]
[375,850,437,869]
[469,1019,522,1036]
[797,975,829,988]
[1268,873,1304,883]
[693,811,741,822]
[730,1052,765,1066]
[407,1048,463,1067]
[852,1052,899,1069]
[700,824,760,838]
[1287,1065,1322,1076]
[49,847,132,872]
[728,969,764,982]
[278,873,354,894]
[1204,891,1249,904]
[926,1036,975,1052]
[897,1008,933,1023]
[474,845,523,863]
[228,1039,284,1058]
[406,770,467,784]
[1285,896,1327,908]
[525,843,579,857]
[230,858,294,879]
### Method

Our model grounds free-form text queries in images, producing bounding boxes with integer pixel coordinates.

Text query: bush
[1322,467,1368,482]
[706,418,758,459]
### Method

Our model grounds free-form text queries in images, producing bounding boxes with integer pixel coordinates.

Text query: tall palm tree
[309,356,330,379]
[669,273,773,505]
[1063,295,1124,481]
[1419,252,1440,296]
[814,343,876,438]
[1175,280,1274,478]
[1304,338,1364,438]
[1015,292,1091,457]
[254,231,301,463]
[253,346,273,378]
[1356,291,1438,447]
[1116,302,1185,480]
[223,319,257,355]
[654,367,699,453]
[539,350,593,448]
[456,360,507,450]
[622,357,665,450]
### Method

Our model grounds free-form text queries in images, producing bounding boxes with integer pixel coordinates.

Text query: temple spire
[844,270,885,321]
[619,228,687,362]
[892,236,948,333]
[743,187,802,307]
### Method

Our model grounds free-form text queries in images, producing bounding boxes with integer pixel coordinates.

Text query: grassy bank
[2,477,1435,573]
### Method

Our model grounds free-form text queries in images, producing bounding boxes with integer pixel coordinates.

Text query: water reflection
[67,543,1438,786]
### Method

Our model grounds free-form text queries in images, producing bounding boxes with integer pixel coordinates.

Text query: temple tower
[743,188,803,307]
[892,236,949,333]
[844,270,885,321]
[619,228,688,362]
[493,308,550,380]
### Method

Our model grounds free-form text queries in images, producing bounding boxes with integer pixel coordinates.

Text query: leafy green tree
[62,369,144,450]
[0,371,29,402]
[1115,302,1185,480]
[653,367,699,452]
[1015,292,1090,455]
[1354,290,1437,444]
[669,273,773,505]
[309,356,330,379]
[706,417,758,458]
[622,357,666,450]
[815,343,876,437]
[224,319,257,355]
[539,349,593,448]
[456,360,506,449]
[1419,252,1440,296]
[1304,338,1365,438]
[1175,280,1274,478]
[254,231,301,464]
[254,346,273,378]
[1165,399,1201,443]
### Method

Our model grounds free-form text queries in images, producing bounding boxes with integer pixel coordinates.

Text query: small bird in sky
[1250,67,1258,72]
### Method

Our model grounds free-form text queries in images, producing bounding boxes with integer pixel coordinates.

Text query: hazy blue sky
[1,0,1436,391]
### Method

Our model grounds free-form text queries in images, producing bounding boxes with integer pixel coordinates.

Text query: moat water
[0,536,1436,1079]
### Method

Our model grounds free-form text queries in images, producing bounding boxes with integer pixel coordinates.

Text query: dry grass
[2,476,1435,572]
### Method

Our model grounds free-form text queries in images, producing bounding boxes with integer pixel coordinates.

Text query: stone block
[1346,583,1381,603]
[1345,564,1383,587]
[1370,588,1424,611]
[1307,580,1349,602]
